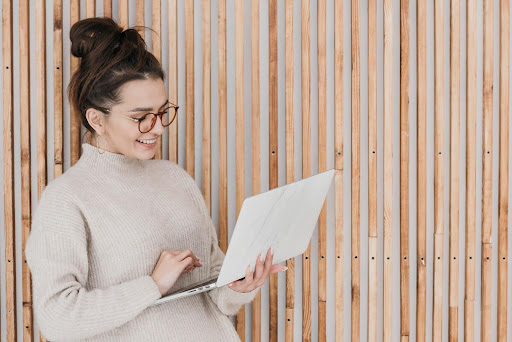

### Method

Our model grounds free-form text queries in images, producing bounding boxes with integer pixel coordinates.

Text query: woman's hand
[151,250,203,296]
[227,248,287,293]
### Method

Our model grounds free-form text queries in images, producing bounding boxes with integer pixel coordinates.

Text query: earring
[94,135,106,155]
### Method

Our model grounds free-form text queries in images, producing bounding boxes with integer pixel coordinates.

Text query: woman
[25,17,284,341]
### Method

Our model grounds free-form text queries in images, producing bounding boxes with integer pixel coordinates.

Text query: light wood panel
[153,0,162,160]
[367,0,377,340]
[235,0,246,339]
[269,0,279,340]
[104,0,112,18]
[3,0,16,340]
[481,0,494,340]
[433,1,445,340]
[497,1,510,341]
[301,0,312,340]
[399,0,410,340]
[416,1,427,341]
[70,0,80,164]
[120,0,129,29]
[86,0,95,18]
[218,0,228,254]
[465,1,477,340]
[252,0,262,339]
[20,1,32,340]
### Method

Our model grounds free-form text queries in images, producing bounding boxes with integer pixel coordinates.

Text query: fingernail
[228,283,233,287]
[282,267,288,272]
[270,247,274,256]
[259,254,265,262]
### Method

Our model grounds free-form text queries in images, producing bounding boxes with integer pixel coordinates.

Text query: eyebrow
[128,100,169,113]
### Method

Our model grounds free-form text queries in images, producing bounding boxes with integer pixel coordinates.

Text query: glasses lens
[139,114,156,133]
[160,107,174,126]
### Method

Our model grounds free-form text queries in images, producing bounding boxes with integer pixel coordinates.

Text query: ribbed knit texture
[25,142,258,341]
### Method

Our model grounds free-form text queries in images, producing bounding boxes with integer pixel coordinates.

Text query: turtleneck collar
[78,142,146,175]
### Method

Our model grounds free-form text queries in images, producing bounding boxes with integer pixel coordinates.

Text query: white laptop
[151,169,335,306]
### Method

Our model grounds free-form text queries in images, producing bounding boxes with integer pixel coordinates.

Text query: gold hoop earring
[95,135,106,155]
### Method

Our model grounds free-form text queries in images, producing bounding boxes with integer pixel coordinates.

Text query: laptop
[151,168,335,306]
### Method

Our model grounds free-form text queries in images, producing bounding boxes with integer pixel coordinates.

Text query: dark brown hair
[67,17,165,135]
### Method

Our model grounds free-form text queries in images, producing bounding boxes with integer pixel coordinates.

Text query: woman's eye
[135,116,145,121]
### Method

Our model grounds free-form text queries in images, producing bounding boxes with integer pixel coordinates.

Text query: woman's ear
[86,108,105,135]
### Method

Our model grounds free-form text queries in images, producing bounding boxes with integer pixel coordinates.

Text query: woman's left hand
[228,248,287,293]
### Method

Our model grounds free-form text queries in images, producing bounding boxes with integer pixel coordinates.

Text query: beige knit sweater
[25,142,258,341]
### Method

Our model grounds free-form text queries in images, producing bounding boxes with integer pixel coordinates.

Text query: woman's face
[99,77,168,160]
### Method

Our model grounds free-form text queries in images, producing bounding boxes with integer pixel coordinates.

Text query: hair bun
[70,17,122,58]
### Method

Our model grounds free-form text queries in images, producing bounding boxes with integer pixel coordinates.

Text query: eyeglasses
[104,103,179,133]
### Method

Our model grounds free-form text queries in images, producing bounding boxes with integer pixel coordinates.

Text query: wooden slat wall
[2,1,512,342]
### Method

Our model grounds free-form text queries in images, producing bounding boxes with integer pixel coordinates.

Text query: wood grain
[252,0,262,339]
[497,0,509,340]
[400,0,410,340]
[3,0,16,340]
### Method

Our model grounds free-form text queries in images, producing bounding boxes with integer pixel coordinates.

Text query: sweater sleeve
[25,183,162,341]
[175,165,259,315]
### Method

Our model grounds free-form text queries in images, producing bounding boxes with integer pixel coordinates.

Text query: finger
[259,249,274,285]
[268,264,287,275]
[253,253,265,283]
[177,249,199,264]
[243,264,254,287]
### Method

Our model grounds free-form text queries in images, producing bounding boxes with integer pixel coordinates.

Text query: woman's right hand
[150,250,203,296]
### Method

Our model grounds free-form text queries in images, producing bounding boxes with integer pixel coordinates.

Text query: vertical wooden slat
[301,0,312,340]
[367,0,377,340]
[465,1,477,340]
[449,1,461,341]
[252,0,262,340]
[2,0,16,340]
[202,0,211,213]
[416,1,427,340]
[136,0,144,37]
[497,1,509,340]
[351,0,361,340]
[334,1,343,341]
[86,0,95,18]
[119,0,129,29]
[383,0,393,340]
[480,0,494,340]
[185,0,194,176]
[153,0,163,160]
[53,0,63,178]
[35,1,48,341]
[70,0,80,164]
[235,0,246,339]
[168,0,178,163]
[218,0,228,253]
[284,0,293,341]
[269,0,279,340]
[20,2,32,340]
[104,0,112,18]
[399,0,410,340]
[317,0,327,341]
[433,1,444,340]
